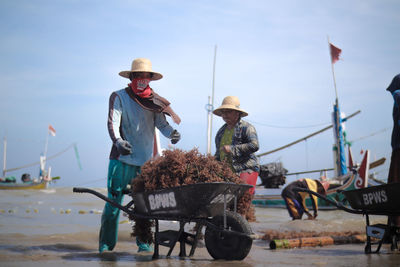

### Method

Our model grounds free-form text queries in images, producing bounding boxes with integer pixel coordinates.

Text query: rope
[4,143,78,172]
[246,119,330,129]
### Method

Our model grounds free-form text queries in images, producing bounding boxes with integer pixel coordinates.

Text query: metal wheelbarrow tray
[294,182,400,254]
[73,182,254,260]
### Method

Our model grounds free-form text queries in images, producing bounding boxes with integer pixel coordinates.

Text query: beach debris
[129,148,256,244]
[89,209,102,214]
[261,229,367,249]
[270,234,366,249]
[261,229,363,240]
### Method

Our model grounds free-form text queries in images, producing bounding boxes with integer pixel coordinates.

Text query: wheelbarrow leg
[178,221,187,257]
[153,219,160,259]
[166,221,185,257]
[388,216,400,251]
[189,223,203,257]
[365,214,372,254]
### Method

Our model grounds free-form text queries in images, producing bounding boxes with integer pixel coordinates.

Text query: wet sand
[1,216,399,267]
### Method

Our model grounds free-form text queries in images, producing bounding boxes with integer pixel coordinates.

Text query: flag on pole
[48,125,56,136]
[329,43,342,64]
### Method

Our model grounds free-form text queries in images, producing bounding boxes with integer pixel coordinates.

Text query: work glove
[115,138,132,155]
[170,129,181,144]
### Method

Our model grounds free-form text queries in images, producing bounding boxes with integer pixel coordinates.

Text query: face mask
[134,78,150,91]
[129,78,152,98]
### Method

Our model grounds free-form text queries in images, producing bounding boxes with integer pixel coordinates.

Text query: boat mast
[206,45,217,155]
[328,36,347,177]
[41,129,50,177]
[2,136,6,177]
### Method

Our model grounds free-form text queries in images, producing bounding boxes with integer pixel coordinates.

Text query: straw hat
[316,180,330,195]
[119,58,163,81]
[213,96,248,117]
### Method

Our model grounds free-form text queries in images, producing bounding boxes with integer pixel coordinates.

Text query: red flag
[48,124,56,136]
[329,43,342,64]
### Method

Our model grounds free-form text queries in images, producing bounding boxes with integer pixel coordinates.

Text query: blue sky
[1,0,399,187]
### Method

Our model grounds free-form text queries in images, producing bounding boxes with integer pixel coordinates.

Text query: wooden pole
[207,45,217,155]
[206,96,212,154]
[270,234,366,249]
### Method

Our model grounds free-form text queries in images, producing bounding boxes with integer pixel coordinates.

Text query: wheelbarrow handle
[72,187,133,214]
[73,187,92,193]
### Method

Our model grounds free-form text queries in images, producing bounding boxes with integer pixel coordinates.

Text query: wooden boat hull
[0,180,47,190]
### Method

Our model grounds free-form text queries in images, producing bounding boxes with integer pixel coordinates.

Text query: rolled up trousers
[99,159,140,251]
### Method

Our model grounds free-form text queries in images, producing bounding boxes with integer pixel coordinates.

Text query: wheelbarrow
[294,182,400,254]
[73,182,254,260]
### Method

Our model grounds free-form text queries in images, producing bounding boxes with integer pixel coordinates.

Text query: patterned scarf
[129,78,152,98]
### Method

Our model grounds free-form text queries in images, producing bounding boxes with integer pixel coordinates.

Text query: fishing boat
[251,41,389,209]
[0,125,69,190]
[252,102,386,209]
[0,152,58,190]
[251,104,386,209]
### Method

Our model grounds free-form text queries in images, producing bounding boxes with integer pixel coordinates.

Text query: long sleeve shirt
[107,88,174,166]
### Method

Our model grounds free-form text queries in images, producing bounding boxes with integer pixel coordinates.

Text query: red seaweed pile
[129,148,256,244]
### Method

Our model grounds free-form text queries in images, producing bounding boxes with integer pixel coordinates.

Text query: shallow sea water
[0,187,399,267]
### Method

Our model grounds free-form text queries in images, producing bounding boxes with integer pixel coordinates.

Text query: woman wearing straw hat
[213,96,260,194]
[99,58,181,253]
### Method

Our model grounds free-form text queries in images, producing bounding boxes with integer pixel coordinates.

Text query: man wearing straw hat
[99,58,181,253]
[213,96,260,194]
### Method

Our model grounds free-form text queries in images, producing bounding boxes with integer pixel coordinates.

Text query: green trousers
[99,159,140,252]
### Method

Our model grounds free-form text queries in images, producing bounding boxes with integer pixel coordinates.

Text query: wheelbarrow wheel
[205,210,252,260]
